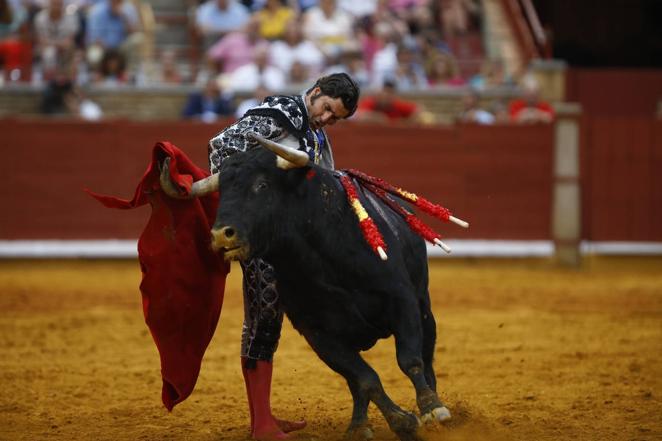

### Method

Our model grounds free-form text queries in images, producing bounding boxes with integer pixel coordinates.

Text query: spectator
[288,60,310,89]
[195,0,250,49]
[426,51,465,87]
[337,0,377,19]
[490,99,510,124]
[369,22,399,87]
[0,0,30,81]
[85,0,142,73]
[234,83,270,118]
[438,0,481,40]
[324,44,370,88]
[33,0,79,76]
[253,0,294,40]
[151,48,183,85]
[40,64,74,114]
[457,90,495,124]
[302,0,354,58]
[182,77,235,123]
[509,75,554,124]
[355,78,421,123]
[469,58,511,89]
[93,47,127,85]
[269,18,324,77]
[393,42,427,90]
[227,44,285,93]
[206,15,267,75]
[0,0,26,39]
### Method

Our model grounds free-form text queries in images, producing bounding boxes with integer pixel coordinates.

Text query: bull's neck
[261,170,362,285]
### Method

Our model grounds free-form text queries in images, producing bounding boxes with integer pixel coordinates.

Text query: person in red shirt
[508,76,554,123]
[356,79,420,122]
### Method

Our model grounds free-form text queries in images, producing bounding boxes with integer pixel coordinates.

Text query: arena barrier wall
[1,118,661,252]
[1,119,553,242]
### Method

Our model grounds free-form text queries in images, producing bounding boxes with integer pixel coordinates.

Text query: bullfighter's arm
[208,115,291,174]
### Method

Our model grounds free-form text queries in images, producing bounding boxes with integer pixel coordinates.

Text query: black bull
[212,148,451,441]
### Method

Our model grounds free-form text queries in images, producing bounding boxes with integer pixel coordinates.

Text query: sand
[0,257,661,441]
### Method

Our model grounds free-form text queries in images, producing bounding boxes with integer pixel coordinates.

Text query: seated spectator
[85,0,142,73]
[195,0,250,49]
[324,44,370,88]
[509,75,554,124]
[93,47,127,85]
[0,0,30,82]
[457,90,495,125]
[234,84,270,119]
[0,0,27,40]
[269,18,324,77]
[41,64,74,114]
[254,0,294,40]
[151,48,183,85]
[287,60,311,89]
[337,0,377,19]
[34,0,79,77]
[426,51,465,87]
[393,42,427,90]
[490,99,511,124]
[182,77,235,123]
[227,44,285,93]
[438,0,481,40]
[355,78,422,123]
[469,58,512,89]
[206,15,267,75]
[302,0,354,58]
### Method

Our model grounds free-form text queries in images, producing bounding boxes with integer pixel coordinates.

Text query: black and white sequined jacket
[208,94,334,173]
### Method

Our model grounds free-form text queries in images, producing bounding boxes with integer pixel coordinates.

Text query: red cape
[86,142,229,411]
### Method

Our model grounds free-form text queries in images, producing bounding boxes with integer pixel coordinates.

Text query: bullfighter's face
[306,87,350,130]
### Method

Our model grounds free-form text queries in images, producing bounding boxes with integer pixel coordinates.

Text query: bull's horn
[247,132,309,168]
[159,157,219,198]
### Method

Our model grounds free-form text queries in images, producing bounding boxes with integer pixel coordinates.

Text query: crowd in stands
[0,0,553,124]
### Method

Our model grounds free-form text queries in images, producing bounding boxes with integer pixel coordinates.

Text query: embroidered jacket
[208,94,334,173]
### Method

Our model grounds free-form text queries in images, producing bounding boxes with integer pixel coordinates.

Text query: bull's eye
[253,180,269,194]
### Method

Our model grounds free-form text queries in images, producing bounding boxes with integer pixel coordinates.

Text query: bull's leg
[303,333,422,441]
[421,299,438,393]
[392,298,451,424]
[344,379,372,441]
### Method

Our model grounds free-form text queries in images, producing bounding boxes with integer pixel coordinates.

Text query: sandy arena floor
[0,257,661,441]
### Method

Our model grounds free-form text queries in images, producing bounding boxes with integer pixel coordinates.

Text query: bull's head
[212,132,315,261]
[159,133,316,262]
[211,147,311,262]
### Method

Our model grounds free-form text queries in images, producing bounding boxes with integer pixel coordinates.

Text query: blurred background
[0,0,660,260]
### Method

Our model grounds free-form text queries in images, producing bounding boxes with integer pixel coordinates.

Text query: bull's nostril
[223,227,235,238]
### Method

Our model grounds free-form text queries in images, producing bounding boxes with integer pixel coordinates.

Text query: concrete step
[148,0,188,15]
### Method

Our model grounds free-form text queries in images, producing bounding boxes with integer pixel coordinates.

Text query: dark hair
[307,72,361,117]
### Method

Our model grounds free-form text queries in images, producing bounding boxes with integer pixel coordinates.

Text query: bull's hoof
[344,424,374,441]
[420,406,452,424]
[389,409,423,441]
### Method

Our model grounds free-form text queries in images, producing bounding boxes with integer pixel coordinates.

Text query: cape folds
[86,142,230,411]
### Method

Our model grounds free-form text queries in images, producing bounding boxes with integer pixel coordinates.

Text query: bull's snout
[211,225,248,261]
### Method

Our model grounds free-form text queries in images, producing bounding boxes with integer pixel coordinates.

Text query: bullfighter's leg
[304,333,422,441]
[392,297,451,424]
[240,259,306,441]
